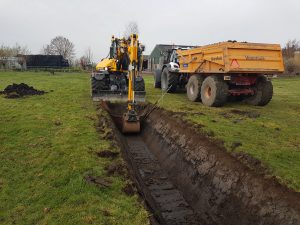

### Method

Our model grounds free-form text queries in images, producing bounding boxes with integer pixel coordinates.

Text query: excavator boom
[122,34,141,133]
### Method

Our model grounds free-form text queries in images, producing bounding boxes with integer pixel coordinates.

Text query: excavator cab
[91,35,145,103]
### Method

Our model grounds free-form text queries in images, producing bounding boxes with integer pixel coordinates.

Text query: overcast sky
[1,0,299,61]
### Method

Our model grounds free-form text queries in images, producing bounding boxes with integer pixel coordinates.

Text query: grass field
[144,75,300,191]
[0,72,149,225]
[0,71,299,225]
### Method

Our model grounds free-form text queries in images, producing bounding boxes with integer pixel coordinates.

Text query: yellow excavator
[91,34,145,133]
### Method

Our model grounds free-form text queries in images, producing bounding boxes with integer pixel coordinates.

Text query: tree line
[0,43,30,57]
[0,22,139,69]
[4,21,298,73]
[0,37,88,68]
[282,39,300,73]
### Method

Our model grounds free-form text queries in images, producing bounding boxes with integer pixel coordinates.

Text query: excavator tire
[201,76,228,107]
[245,76,273,106]
[186,75,204,102]
[135,76,145,91]
[161,68,178,93]
[91,77,108,93]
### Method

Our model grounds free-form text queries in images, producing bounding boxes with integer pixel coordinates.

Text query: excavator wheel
[91,76,108,94]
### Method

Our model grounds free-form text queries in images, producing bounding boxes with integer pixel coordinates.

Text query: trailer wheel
[153,70,161,88]
[161,68,177,93]
[135,76,145,91]
[186,75,204,102]
[245,76,273,106]
[201,76,228,107]
[91,77,108,93]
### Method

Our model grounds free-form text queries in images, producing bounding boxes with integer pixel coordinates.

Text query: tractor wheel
[161,68,178,93]
[186,75,204,102]
[135,76,145,91]
[201,76,228,107]
[154,70,161,88]
[245,76,273,106]
[91,77,108,93]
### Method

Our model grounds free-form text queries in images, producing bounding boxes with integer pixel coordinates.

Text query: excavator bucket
[122,119,140,133]
[121,112,141,134]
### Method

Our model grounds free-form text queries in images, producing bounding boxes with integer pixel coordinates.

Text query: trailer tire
[201,76,228,107]
[135,76,145,91]
[245,76,273,106]
[154,70,161,88]
[91,77,108,93]
[161,68,178,93]
[186,75,204,102]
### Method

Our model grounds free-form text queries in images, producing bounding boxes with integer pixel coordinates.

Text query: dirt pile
[230,109,260,118]
[0,83,46,98]
[84,175,112,188]
[97,150,119,159]
[105,160,127,176]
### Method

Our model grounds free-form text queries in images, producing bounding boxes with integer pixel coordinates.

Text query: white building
[0,56,26,70]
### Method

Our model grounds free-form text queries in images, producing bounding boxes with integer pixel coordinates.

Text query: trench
[102,102,300,225]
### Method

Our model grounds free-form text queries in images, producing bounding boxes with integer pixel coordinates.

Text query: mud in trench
[104,103,300,225]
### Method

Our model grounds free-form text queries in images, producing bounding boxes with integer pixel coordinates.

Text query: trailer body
[177,42,284,74]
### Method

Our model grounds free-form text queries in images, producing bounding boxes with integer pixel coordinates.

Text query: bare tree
[0,43,30,57]
[78,47,94,70]
[123,21,139,38]
[41,45,52,55]
[281,39,300,74]
[42,36,75,62]
[282,39,300,58]
[11,43,30,55]
[285,58,296,73]
[84,47,93,64]
[0,45,11,57]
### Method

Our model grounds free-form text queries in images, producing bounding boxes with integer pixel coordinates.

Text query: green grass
[0,72,149,225]
[0,71,299,225]
[144,75,300,191]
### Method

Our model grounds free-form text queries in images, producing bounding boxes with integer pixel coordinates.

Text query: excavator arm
[122,34,141,133]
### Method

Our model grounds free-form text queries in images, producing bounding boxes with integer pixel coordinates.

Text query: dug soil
[0,83,46,98]
[101,102,300,225]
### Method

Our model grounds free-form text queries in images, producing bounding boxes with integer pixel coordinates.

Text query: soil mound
[0,83,46,98]
[97,150,119,159]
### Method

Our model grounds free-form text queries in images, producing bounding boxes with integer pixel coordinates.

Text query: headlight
[105,67,108,71]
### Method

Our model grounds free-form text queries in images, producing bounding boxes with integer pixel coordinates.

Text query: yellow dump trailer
[155,41,284,107]
[177,42,284,74]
